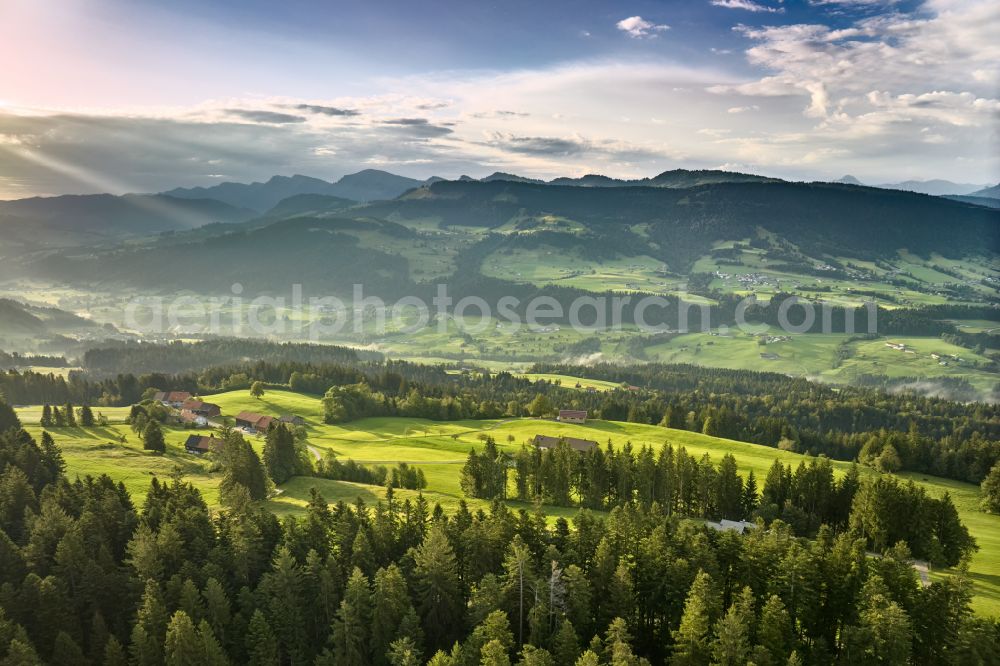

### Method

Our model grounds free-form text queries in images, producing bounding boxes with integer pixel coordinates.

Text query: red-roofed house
[154,391,192,407]
[532,434,597,453]
[557,409,588,424]
[184,435,223,454]
[181,399,221,418]
[235,411,274,434]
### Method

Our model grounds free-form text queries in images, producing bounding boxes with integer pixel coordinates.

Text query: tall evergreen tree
[754,594,793,666]
[671,571,719,666]
[710,587,753,666]
[412,525,464,651]
[263,423,298,484]
[245,609,279,666]
[164,611,203,665]
[372,564,420,666]
[142,420,166,454]
[981,461,1000,514]
[330,568,372,666]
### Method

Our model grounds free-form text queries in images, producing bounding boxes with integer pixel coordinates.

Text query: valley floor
[16,388,1000,616]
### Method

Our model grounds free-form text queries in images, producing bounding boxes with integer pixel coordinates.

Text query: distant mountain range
[834,175,992,197]
[0,298,123,354]
[25,177,997,296]
[0,194,255,255]
[163,170,437,211]
[459,168,779,189]
[3,168,998,259]
[970,183,1000,199]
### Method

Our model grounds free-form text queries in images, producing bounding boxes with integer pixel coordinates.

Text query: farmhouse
[184,435,222,454]
[154,391,192,407]
[706,519,757,534]
[235,411,274,433]
[180,399,221,418]
[533,434,598,453]
[557,409,588,424]
[179,409,208,426]
[279,414,305,426]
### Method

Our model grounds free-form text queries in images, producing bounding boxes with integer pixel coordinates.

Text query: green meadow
[16,388,1000,615]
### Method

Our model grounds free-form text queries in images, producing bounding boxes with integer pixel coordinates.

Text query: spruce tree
[742,470,759,518]
[551,619,580,665]
[981,461,1000,514]
[51,631,87,666]
[387,637,422,666]
[710,587,753,666]
[263,423,299,484]
[143,420,166,454]
[755,594,793,665]
[330,568,372,666]
[246,609,279,666]
[103,636,128,666]
[64,402,76,427]
[164,611,203,665]
[671,570,719,666]
[372,564,420,666]
[481,639,512,666]
[39,431,65,478]
[412,525,464,651]
[79,404,95,427]
[198,620,229,666]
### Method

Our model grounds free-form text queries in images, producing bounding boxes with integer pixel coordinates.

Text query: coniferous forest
[1,398,997,666]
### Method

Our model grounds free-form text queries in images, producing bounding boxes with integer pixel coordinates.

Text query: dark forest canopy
[81,338,370,376]
[0,421,995,665]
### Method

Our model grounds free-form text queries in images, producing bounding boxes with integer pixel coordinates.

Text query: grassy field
[644,327,998,395]
[521,373,622,392]
[15,389,1000,615]
[13,405,132,423]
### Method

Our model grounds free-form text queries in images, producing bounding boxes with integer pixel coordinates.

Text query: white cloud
[710,0,784,13]
[810,0,895,5]
[616,16,670,39]
[1,1,997,196]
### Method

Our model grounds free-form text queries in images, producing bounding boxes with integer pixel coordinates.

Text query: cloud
[287,104,360,117]
[416,101,452,110]
[1,3,997,199]
[810,0,895,5]
[481,132,668,161]
[470,110,530,119]
[727,105,760,113]
[225,109,307,124]
[483,133,587,156]
[710,0,784,13]
[616,16,670,39]
[379,117,454,138]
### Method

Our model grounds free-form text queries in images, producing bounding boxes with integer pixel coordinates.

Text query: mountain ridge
[163,170,439,211]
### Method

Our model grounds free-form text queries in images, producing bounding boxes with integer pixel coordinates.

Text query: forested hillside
[0,409,995,665]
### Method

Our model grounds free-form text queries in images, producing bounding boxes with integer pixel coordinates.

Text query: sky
[0,0,997,198]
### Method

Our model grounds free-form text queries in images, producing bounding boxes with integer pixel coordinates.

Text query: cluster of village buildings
[150,391,304,455]
[152,394,639,470]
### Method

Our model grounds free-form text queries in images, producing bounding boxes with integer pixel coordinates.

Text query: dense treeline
[531,362,1000,483]
[316,452,428,490]
[1,421,996,665]
[2,353,997,485]
[0,351,68,368]
[82,338,368,376]
[461,438,974,568]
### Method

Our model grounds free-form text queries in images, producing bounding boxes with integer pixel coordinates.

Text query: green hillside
[18,388,1000,615]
